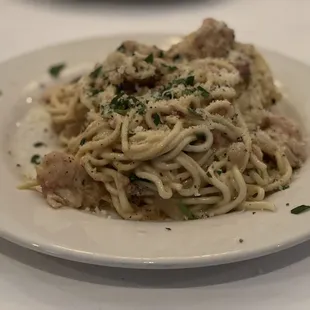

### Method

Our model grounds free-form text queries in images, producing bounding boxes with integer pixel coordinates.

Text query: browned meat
[227,142,247,168]
[230,43,282,110]
[162,18,280,112]
[261,113,307,167]
[36,152,104,209]
[166,18,235,60]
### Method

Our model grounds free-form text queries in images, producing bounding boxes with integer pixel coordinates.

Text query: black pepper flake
[33,142,46,148]
[16,164,21,167]
[80,138,86,146]
[165,227,172,231]
[0,90,2,96]
[82,180,85,186]
[239,238,244,243]
[286,203,290,206]
[207,172,212,178]
[252,212,256,215]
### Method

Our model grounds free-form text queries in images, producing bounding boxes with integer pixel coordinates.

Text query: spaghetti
[33,19,306,220]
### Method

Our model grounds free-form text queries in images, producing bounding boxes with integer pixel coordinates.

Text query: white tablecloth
[1,0,310,309]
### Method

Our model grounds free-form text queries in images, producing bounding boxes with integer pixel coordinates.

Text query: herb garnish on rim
[49,63,66,78]
[291,205,310,215]
[30,154,41,165]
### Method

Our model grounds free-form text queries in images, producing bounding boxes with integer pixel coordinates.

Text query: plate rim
[1,33,310,269]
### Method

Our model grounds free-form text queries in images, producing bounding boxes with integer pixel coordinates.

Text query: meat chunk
[164,18,280,112]
[230,43,282,111]
[36,152,104,209]
[166,18,235,60]
[261,113,307,167]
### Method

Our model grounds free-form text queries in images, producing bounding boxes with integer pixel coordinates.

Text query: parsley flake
[80,138,86,146]
[291,205,310,215]
[144,53,154,64]
[48,63,66,78]
[153,113,161,126]
[197,86,209,98]
[158,50,164,58]
[188,107,202,119]
[279,185,290,191]
[30,154,41,165]
[179,202,196,220]
[89,66,102,79]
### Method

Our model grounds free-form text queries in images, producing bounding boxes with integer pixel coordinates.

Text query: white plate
[0,34,310,269]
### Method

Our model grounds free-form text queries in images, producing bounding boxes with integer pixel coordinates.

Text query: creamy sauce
[10,104,60,179]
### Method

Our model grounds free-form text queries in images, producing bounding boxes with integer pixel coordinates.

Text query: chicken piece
[36,151,104,209]
[230,43,281,111]
[261,113,307,167]
[227,142,247,169]
[166,18,235,60]
[164,18,280,111]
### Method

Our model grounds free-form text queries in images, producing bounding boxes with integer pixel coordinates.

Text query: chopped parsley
[197,86,209,98]
[188,107,202,119]
[173,75,195,87]
[279,185,290,191]
[89,65,102,79]
[109,94,146,116]
[30,154,41,165]
[33,142,46,148]
[80,138,86,146]
[179,202,196,220]
[162,63,177,72]
[144,53,154,64]
[153,113,161,126]
[48,63,66,78]
[291,205,310,215]
[216,169,223,175]
[207,172,212,178]
[158,50,165,58]
[182,88,196,96]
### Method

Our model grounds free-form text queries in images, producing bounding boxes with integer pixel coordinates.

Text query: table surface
[1,0,310,309]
